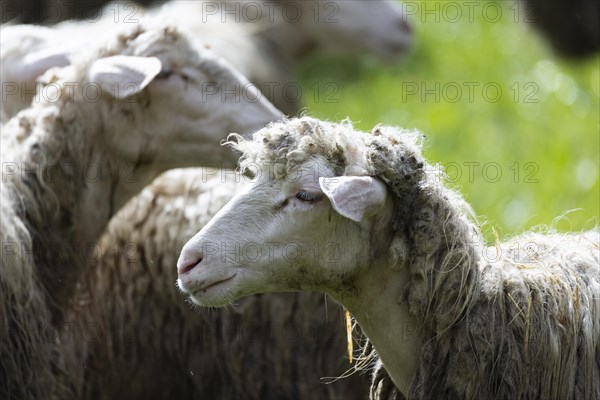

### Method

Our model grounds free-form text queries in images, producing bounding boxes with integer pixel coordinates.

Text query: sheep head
[30,24,282,210]
[177,118,404,307]
[291,0,413,61]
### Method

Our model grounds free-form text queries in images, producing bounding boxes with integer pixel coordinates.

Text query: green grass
[299,0,599,240]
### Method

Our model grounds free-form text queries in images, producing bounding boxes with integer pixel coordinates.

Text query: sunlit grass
[299,0,599,240]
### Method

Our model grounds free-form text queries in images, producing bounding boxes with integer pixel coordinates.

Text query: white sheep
[0,23,280,400]
[178,117,600,400]
[63,168,369,399]
[153,0,413,114]
[1,0,412,119]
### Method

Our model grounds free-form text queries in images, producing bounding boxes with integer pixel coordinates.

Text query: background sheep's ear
[19,47,72,81]
[87,55,162,100]
[319,176,387,223]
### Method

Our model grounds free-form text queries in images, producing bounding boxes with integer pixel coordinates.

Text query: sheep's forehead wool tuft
[234,117,352,178]
[231,117,424,182]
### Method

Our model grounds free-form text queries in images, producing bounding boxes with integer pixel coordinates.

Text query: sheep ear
[87,55,162,99]
[319,176,387,223]
[18,47,72,81]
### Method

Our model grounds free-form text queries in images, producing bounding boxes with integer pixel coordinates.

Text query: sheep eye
[295,191,323,202]
[156,69,173,79]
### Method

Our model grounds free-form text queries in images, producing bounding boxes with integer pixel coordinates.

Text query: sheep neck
[327,178,485,396]
[11,101,117,324]
[331,257,421,397]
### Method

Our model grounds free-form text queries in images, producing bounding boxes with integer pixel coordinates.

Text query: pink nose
[177,253,202,276]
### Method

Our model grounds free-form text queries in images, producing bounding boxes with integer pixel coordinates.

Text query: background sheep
[1,0,412,119]
[178,117,600,399]
[9,0,600,60]
[153,0,412,114]
[0,24,280,399]
[65,169,368,399]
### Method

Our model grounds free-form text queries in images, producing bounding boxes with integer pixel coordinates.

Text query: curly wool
[0,90,88,400]
[230,117,375,179]
[231,117,600,400]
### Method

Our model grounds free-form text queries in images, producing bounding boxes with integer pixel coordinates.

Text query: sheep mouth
[190,273,237,297]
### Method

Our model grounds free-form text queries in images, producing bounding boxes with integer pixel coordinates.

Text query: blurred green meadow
[299,0,599,241]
